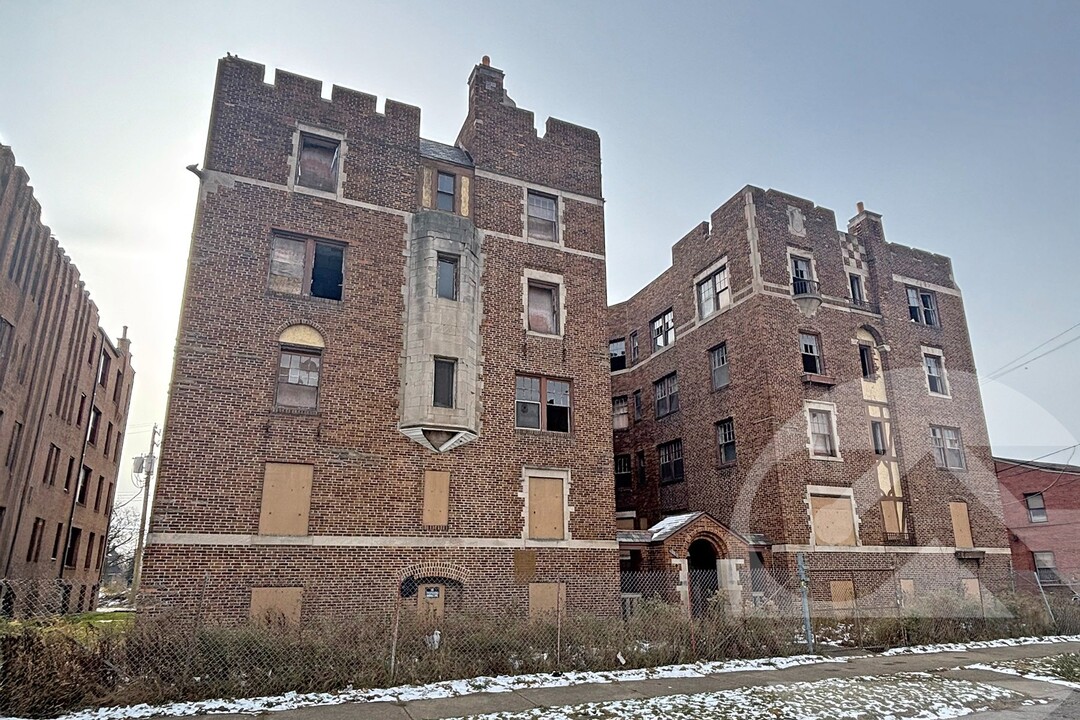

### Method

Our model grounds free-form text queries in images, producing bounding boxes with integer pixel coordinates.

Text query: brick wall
[996,458,1080,584]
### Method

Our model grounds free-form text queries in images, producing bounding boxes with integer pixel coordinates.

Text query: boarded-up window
[527,282,559,334]
[259,463,313,536]
[269,235,344,301]
[899,578,915,607]
[949,501,973,548]
[422,470,450,527]
[250,587,303,624]
[296,134,339,192]
[529,582,566,619]
[269,236,307,295]
[830,580,855,612]
[528,476,565,540]
[810,494,857,546]
[417,583,446,619]
[513,549,537,582]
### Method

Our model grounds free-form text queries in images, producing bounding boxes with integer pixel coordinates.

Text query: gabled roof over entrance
[616,512,754,553]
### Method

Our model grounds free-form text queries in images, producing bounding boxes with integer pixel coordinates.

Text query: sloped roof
[419,138,473,167]
[616,512,762,547]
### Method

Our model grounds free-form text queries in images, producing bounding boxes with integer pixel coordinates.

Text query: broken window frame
[295,133,341,193]
[859,344,875,380]
[849,273,865,303]
[907,287,940,326]
[276,346,322,411]
[526,280,560,335]
[268,232,345,302]
[717,418,736,465]
[609,338,627,372]
[651,309,675,351]
[800,333,823,374]
[515,375,572,433]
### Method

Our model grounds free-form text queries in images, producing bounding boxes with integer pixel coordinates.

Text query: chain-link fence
[2,569,1079,718]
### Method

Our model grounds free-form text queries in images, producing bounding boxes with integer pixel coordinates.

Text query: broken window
[269,234,344,301]
[64,527,81,567]
[907,287,939,326]
[87,407,101,445]
[1033,551,1061,585]
[436,172,456,212]
[628,332,639,364]
[614,454,632,489]
[924,353,948,395]
[697,265,730,318]
[296,134,340,192]
[527,191,557,242]
[710,343,729,389]
[76,466,91,505]
[515,375,571,432]
[849,273,865,304]
[717,418,736,464]
[98,353,111,388]
[612,396,629,429]
[113,370,123,403]
[931,425,965,469]
[651,309,675,350]
[433,357,456,408]
[654,373,679,418]
[809,408,837,457]
[800,333,823,374]
[859,344,875,380]
[436,254,459,300]
[791,255,814,294]
[527,281,559,334]
[658,439,684,484]
[609,338,626,371]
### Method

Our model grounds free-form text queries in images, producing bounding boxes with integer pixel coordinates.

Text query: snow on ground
[30,635,1080,720]
[967,655,1080,690]
[878,633,1080,656]
[442,673,1022,720]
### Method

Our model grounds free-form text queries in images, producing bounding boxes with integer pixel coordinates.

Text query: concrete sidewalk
[169,641,1080,719]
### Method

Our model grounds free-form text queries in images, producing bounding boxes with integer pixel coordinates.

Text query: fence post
[851,570,862,648]
[389,595,401,684]
[555,582,562,671]
[1034,571,1056,626]
[797,553,813,653]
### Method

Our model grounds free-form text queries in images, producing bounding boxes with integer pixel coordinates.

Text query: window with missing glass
[930,425,965,469]
[654,373,680,418]
[296,134,341,192]
[697,265,730,318]
[527,191,557,242]
[609,338,626,371]
[515,375,571,432]
[436,254,459,300]
[859,344,875,380]
[433,358,456,408]
[1025,493,1047,523]
[658,439,684,484]
[800,333,823,374]
[710,343,729,389]
[615,454,632,489]
[924,353,948,395]
[277,349,321,410]
[628,332,640,364]
[436,172,456,212]
[651,309,675,350]
[717,418,736,465]
[849,273,865,303]
[269,233,344,301]
[907,287,939,326]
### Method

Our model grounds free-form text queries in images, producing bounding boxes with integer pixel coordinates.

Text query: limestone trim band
[147,532,619,550]
[771,544,1011,555]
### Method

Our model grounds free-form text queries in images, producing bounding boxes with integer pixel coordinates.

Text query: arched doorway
[687,538,720,617]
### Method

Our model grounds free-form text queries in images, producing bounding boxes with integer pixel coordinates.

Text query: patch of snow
[878,633,1080,656]
[967,661,1080,690]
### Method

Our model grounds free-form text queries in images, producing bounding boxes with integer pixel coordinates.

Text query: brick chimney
[457,56,515,149]
[848,201,886,247]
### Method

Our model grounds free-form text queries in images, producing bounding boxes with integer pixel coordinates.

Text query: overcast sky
[1,1,1077,512]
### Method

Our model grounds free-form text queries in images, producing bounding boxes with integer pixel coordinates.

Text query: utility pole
[129,423,159,602]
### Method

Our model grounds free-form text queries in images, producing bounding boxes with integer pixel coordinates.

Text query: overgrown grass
[1050,653,1080,682]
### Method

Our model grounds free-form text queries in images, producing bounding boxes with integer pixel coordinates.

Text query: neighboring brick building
[142,57,619,622]
[609,189,1011,607]
[0,144,135,615]
[995,456,1080,593]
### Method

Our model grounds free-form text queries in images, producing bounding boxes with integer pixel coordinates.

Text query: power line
[994,443,1080,482]
[981,321,1080,383]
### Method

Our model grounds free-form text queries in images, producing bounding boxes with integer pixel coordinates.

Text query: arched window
[276,325,324,410]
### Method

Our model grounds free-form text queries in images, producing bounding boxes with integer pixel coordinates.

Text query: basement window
[295,134,340,192]
[269,234,344,301]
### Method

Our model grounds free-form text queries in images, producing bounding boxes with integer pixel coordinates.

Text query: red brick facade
[142,57,619,621]
[0,145,134,615]
[609,188,1012,602]
[996,457,1080,591]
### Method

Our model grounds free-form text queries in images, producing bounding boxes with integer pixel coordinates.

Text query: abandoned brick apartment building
[0,145,135,615]
[609,189,1012,606]
[142,56,619,621]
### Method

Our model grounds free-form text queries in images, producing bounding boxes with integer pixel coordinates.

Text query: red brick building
[609,189,1011,607]
[142,57,619,622]
[0,144,134,615]
[996,456,1080,593]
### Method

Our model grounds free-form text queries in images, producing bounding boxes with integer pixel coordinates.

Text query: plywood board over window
[259,463,313,536]
[809,494,857,546]
[528,477,565,540]
[423,470,450,527]
[830,580,855,612]
[949,501,973,548]
[529,582,566,619]
[250,587,303,624]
